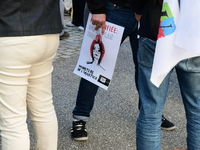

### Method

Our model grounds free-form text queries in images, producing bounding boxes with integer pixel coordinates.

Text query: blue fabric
[136,37,200,150]
[72,0,138,121]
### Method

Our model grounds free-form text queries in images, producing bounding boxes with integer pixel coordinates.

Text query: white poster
[150,0,200,87]
[73,13,124,90]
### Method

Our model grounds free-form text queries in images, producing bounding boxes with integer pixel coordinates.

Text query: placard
[73,13,124,90]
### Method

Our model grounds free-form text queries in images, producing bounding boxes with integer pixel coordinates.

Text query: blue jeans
[72,0,138,121]
[136,37,200,150]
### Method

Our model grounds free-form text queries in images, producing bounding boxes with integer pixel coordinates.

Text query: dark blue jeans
[73,0,138,121]
[71,0,86,27]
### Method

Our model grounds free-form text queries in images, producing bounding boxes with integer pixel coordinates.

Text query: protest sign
[74,13,124,90]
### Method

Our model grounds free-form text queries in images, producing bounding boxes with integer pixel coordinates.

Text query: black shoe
[60,31,70,40]
[64,8,71,16]
[161,115,176,131]
[71,120,88,141]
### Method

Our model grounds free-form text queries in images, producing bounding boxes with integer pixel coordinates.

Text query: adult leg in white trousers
[0,34,59,150]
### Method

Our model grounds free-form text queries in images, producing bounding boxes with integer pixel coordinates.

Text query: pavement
[28,15,187,150]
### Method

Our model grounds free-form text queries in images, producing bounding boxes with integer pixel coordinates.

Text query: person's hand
[91,14,106,34]
[135,14,142,21]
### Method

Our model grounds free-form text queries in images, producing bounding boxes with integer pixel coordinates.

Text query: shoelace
[75,124,84,131]
[73,121,87,132]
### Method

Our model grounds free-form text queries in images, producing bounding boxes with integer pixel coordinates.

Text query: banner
[150,0,200,87]
[73,13,124,90]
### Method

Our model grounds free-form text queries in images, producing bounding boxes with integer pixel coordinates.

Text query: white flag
[150,0,200,87]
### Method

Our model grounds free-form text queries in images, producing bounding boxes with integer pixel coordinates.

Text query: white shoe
[66,22,76,27]
[78,26,84,31]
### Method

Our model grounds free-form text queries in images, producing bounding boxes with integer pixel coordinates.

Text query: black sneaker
[64,8,71,16]
[71,120,88,141]
[161,115,176,131]
[60,31,70,40]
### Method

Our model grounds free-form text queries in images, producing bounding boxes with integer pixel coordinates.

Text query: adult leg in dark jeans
[71,1,175,141]
[71,2,138,141]
[67,0,86,27]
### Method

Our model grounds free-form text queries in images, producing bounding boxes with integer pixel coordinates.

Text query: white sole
[73,137,88,141]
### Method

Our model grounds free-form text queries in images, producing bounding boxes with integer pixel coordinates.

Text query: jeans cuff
[73,115,89,122]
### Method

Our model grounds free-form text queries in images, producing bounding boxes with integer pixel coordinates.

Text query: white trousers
[0,34,59,150]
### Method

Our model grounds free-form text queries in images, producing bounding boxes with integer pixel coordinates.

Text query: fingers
[94,22,103,30]
[91,14,106,34]
[101,24,106,35]
[93,22,106,34]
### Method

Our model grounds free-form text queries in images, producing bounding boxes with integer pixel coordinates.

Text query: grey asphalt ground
[3,15,188,150]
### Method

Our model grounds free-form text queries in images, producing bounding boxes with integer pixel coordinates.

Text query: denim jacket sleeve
[86,0,106,14]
